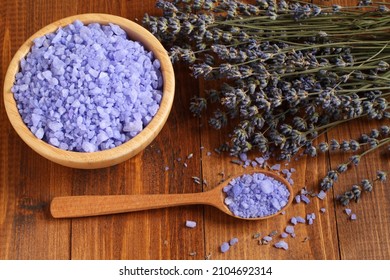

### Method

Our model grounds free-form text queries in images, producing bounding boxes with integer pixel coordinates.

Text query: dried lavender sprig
[321,137,390,191]
[337,170,388,205]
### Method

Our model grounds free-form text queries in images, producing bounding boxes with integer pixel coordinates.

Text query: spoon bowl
[50,170,293,220]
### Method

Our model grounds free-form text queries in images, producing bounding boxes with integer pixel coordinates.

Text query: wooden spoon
[50,170,293,220]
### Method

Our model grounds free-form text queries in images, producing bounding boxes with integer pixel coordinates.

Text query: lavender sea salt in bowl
[4,14,174,169]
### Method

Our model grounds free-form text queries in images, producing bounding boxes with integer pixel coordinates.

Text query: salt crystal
[185,220,197,228]
[317,190,327,200]
[290,217,297,225]
[294,195,301,204]
[295,216,306,223]
[262,236,272,242]
[229,238,239,246]
[345,208,352,216]
[281,232,289,238]
[320,208,326,213]
[350,213,357,220]
[220,242,230,253]
[260,179,274,194]
[271,163,281,171]
[301,194,311,204]
[274,241,288,250]
[285,225,294,234]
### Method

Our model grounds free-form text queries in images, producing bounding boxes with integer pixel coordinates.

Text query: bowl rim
[3,13,175,169]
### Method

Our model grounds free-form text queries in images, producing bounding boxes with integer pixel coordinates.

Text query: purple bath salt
[345,208,352,216]
[295,216,306,224]
[185,220,197,228]
[317,190,327,200]
[223,173,290,218]
[12,20,163,152]
[274,241,289,250]
[285,225,295,234]
[280,232,289,238]
[300,194,311,204]
[350,213,357,220]
[290,217,298,225]
[220,242,230,253]
[229,237,239,246]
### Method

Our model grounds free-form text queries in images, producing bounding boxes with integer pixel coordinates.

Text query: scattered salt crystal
[239,153,247,162]
[262,236,272,242]
[320,207,326,213]
[290,217,297,225]
[345,208,352,216]
[220,242,230,253]
[271,163,281,171]
[229,237,239,246]
[285,225,295,234]
[300,194,311,204]
[281,232,289,238]
[274,241,288,250]
[317,190,327,200]
[294,195,301,204]
[255,157,265,165]
[295,216,306,223]
[185,220,197,228]
[350,213,357,220]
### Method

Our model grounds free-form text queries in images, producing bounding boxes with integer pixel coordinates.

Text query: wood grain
[0,0,389,260]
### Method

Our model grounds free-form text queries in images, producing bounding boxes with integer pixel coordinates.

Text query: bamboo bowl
[3,14,175,169]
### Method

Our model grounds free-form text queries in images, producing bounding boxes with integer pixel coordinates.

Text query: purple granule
[290,217,298,225]
[271,163,281,171]
[280,232,289,238]
[294,195,301,204]
[317,190,327,200]
[185,220,197,228]
[223,172,290,218]
[262,235,273,242]
[350,213,357,220]
[255,157,265,166]
[320,207,326,213]
[239,153,248,162]
[12,20,163,152]
[285,225,294,234]
[345,208,352,215]
[300,194,311,204]
[274,241,288,250]
[220,242,230,253]
[229,237,239,246]
[295,216,306,223]
[307,213,316,225]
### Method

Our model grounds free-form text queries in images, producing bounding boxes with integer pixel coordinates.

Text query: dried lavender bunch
[337,170,388,206]
[143,0,390,159]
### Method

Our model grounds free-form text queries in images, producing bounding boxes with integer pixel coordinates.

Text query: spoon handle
[50,192,215,218]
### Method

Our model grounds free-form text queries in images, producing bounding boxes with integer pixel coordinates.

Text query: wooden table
[1,0,389,260]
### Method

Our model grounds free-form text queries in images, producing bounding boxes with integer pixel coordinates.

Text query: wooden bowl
[3,14,175,169]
